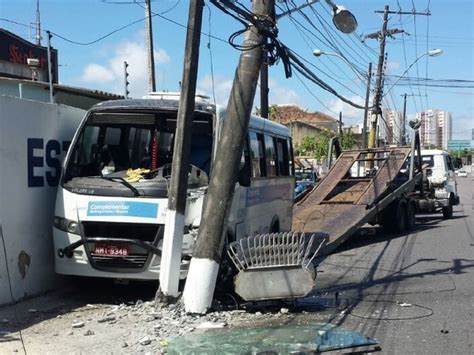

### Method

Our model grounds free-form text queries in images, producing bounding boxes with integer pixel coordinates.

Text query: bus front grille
[90,253,148,269]
[82,222,160,242]
[82,222,162,270]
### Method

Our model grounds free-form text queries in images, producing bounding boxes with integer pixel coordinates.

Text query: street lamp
[258,1,358,119]
[312,49,366,81]
[384,49,443,96]
[327,2,358,33]
[276,0,358,34]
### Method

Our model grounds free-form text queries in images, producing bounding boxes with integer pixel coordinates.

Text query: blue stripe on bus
[87,201,158,218]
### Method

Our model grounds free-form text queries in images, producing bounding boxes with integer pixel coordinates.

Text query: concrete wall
[0,95,84,305]
[0,79,110,111]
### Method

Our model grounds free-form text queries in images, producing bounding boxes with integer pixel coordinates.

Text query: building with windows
[416,109,452,149]
[382,109,403,145]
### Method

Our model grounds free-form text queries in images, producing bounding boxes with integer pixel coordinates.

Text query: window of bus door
[264,134,276,177]
[249,131,261,178]
[275,137,290,176]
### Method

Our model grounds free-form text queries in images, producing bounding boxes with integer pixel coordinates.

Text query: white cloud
[386,60,401,73]
[325,95,368,124]
[197,75,303,110]
[267,78,302,106]
[197,74,234,105]
[81,63,115,83]
[79,33,171,97]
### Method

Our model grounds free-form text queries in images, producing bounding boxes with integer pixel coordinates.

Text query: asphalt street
[295,175,473,353]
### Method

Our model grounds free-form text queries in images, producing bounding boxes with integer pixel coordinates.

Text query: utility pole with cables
[183,0,275,314]
[362,62,372,148]
[158,0,204,301]
[365,5,404,149]
[366,5,431,149]
[145,0,156,92]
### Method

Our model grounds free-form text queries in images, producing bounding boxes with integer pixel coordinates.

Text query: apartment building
[416,109,452,149]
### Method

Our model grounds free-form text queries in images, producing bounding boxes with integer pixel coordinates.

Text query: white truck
[416,149,460,219]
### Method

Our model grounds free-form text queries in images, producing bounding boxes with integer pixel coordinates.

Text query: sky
[0,0,473,141]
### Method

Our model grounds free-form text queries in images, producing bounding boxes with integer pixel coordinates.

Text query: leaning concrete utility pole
[145,0,156,92]
[159,0,204,299]
[183,0,274,314]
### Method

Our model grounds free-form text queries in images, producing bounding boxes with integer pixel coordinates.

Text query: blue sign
[447,140,471,150]
[87,201,158,218]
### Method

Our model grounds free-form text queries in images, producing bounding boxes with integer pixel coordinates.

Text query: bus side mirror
[238,162,251,187]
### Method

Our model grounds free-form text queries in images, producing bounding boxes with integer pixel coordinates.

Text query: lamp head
[332,5,358,34]
[428,48,443,57]
[312,49,324,57]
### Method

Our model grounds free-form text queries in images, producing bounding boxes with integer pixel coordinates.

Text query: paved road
[1,177,471,354]
[293,176,473,353]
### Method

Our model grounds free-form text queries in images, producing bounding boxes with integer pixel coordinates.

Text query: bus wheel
[270,219,280,234]
[442,196,453,219]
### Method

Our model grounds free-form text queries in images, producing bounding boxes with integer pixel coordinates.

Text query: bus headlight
[53,217,80,235]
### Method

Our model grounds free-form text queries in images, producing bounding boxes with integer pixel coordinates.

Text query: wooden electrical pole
[183,0,275,314]
[362,62,372,148]
[158,0,204,299]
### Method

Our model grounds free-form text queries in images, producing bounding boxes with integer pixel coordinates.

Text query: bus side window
[264,134,276,177]
[249,131,261,178]
[257,133,267,177]
[287,138,294,175]
[275,137,290,176]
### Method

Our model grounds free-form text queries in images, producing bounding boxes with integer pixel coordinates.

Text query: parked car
[294,168,319,198]
[457,170,468,177]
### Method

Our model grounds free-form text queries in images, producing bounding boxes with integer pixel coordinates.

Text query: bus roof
[91,98,290,138]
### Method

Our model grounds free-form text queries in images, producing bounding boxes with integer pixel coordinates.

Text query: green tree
[295,130,333,159]
[295,129,356,159]
[340,130,356,150]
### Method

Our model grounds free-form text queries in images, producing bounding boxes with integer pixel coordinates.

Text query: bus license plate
[94,243,129,256]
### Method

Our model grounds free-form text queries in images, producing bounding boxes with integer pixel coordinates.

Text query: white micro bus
[53,93,295,280]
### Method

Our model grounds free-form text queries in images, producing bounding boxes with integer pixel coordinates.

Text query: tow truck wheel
[394,201,407,233]
[381,200,406,233]
[442,196,453,219]
[405,199,417,231]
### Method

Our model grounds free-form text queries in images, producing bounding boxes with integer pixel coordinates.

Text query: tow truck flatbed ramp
[228,142,423,301]
[292,146,413,254]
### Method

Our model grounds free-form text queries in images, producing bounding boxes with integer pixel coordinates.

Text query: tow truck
[227,130,456,301]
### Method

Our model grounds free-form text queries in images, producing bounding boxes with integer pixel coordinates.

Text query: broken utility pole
[159,0,204,299]
[183,0,275,314]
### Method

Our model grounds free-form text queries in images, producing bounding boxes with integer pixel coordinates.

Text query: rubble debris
[139,336,152,346]
[71,321,85,328]
[97,316,116,323]
[196,321,227,329]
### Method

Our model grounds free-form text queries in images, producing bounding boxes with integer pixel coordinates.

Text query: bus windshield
[63,109,213,197]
